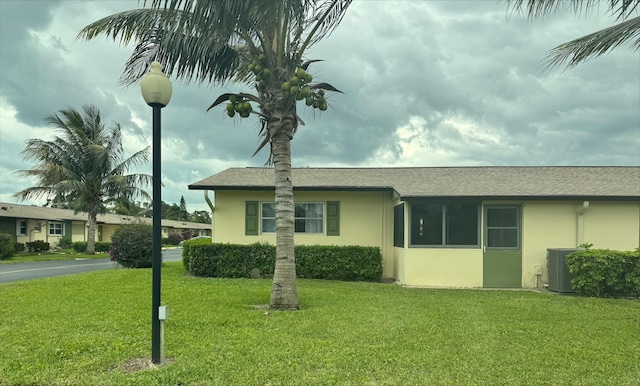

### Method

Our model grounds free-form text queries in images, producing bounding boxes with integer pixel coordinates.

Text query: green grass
[0,251,109,263]
[0,263,638,385]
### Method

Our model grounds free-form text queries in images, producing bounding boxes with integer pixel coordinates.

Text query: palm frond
[206,92,261,112]
[15,104,152,213]
[311,82,343,93]
[544,15,640,70]
[79,3,255,85]
[298,0,353,56]
[506,0,640,19]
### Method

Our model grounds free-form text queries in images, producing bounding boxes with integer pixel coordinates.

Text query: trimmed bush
[0,233,14,260]
[14,242,25,254]
[72,242,86,253]
[26,240,50,253]
[185,243,383,282]
[567,249,640,298]
[182,237,216,270]
[72,241,111,253]
[57,235,73,249]
[95,242,111,253]
[166,233,183,246]
[110,223,153,268]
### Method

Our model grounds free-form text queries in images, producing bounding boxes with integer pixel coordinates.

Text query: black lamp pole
[151,103,162,364]
[141,61,172,365]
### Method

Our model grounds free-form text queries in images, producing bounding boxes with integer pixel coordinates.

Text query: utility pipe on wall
[577,201,589,247]
[204,190,215,239]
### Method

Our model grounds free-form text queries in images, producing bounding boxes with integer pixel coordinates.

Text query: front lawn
[0,251,109,263]
[0,263,637,385]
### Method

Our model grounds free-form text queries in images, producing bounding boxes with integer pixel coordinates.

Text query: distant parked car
[178,236,211,247]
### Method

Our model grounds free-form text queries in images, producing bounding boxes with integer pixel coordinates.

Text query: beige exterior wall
[396,200,639,289]
[212,191,639,289]
[213,190,396,278]
[393,247,405,284]
[71,221,86,242]
[521,200,639,288]
[583,201,640,250]
[100,224,117,243]
[14,219,67,247]
[15,219,41,245]
[401,248,483,287]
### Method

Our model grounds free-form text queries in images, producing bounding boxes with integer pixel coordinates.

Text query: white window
[261,202,324,234]
[17,219,27,236]
[48,221,64,236]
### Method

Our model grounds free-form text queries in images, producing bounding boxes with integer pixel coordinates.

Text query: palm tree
[78,0,353,310]
[507,0,640,70]
[14,105,152,254]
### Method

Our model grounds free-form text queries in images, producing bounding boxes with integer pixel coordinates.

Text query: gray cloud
[1,0,638,212]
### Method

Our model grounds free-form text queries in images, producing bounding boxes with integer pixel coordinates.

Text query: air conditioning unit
[547,248,580,293]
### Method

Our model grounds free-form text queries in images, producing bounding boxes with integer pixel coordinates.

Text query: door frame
[483,204,522,288]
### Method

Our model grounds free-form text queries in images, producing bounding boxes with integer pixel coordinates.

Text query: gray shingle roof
[0,202,211,229]
[189,166,640,199]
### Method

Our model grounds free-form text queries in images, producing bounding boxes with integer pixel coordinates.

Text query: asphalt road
[0,248,183,283]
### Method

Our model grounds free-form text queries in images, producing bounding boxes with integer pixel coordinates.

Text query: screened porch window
[410,203,479,247]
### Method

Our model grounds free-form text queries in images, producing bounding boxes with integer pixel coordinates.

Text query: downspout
[204,190,215,239]
[577,201,589,247]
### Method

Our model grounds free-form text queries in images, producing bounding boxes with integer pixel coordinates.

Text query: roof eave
[189,185,396,193]
[399,195,640,201]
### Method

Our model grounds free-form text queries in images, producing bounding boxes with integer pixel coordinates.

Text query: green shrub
[26,240,50,253]
[57,235,73,249]
[567,249,640,298]
[110,223,153,268]
[167,233,183,245]
[14,242,25,254]
[162,236,183,246]
[72,241,111,253]
[182,237,216,270]
[0,233,14,260]
[72,242,87,253]
[95,242,111,253]
[185,243,383,282]
[296,245,383,281]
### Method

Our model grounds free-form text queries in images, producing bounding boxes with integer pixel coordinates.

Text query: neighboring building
[189,166,640,289]
[0,202,212,247]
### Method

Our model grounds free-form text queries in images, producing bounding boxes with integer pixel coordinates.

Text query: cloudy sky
[1,0,638,213]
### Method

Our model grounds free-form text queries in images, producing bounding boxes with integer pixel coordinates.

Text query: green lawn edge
[0,263,638,385]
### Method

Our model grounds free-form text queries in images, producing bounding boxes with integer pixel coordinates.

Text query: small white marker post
[158,306,169,363]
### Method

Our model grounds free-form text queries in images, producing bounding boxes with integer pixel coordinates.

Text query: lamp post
[140,61,172,364]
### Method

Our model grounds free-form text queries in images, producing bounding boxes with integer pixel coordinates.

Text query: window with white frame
[17,219,27,236]
[261,202,324,234]
[48,221,64,236]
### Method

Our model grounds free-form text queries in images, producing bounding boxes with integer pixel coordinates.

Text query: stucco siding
[213,190,395,277]
[72,221,85,242]
[100,224,118,243]
[583,201,640,250]
[402,248,483,287]
[520,200,639,288]
[393,247,405,284]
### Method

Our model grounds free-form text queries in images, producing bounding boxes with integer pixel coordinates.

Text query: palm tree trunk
[86,210,97,255]
[270,132,299,310]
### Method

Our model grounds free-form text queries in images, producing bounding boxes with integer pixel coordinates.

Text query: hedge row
[0,233,13,260]
[26,240,50,253]
[72,241,112,253]
[567,249,640,298]
[183,242,383,282]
